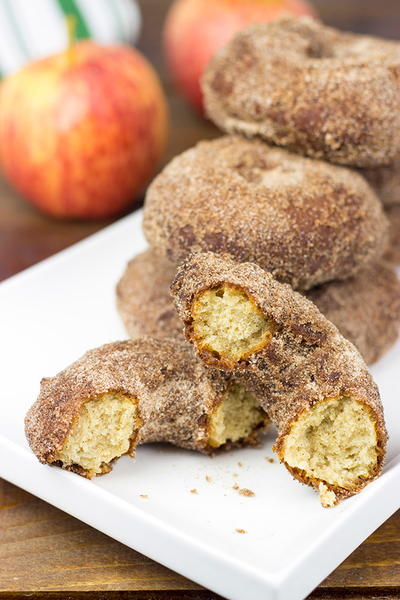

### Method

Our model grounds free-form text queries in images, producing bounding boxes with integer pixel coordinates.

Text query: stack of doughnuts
[26,17,400,508]
[137,17,400,367]
[201,16,400,267]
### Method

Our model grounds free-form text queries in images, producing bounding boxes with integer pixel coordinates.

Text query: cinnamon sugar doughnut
[384,205,400,266]
[171,252,387,506]
[202,17,400,167]
[25,339,269,478]
[116,249,181,340]
[116,249,400,365]
[362,161,400,207]
[143,136,388,290]
[307,263,400,364]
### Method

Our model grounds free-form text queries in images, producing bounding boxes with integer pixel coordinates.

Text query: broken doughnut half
[25,338,269,478]
[171,252,388,506]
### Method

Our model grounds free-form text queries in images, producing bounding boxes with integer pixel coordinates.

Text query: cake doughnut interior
[56,392,138,477]
[55,385,267,471]
[281,395,378,506]
[192,284,275,365]
[208,383,266,448]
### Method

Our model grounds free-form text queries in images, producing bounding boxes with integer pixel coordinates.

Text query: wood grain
[1,0,400,598]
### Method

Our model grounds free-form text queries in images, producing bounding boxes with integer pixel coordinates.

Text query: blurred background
[0,0,399,281]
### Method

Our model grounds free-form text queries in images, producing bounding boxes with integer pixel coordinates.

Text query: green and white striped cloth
[0,0,141,77]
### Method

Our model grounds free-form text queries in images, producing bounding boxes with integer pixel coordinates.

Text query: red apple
[0,42,168,219]
[164,0,316,113]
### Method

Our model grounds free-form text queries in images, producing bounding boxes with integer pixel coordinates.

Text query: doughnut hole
[56,393,138,477]
[192,284,275,365]
[208,384,267,448]
[282,395,378,506]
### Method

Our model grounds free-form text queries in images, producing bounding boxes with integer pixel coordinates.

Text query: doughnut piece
[116,248,182,339]
[362,161,400,207]
[171,252,387,505]
[143,136,388,290]
[202,17,400,167]
[25,339,269,478]
[116,249,400,365]
[384,206,400,266]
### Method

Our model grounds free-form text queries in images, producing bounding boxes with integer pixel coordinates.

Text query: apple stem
[66,14,77,66]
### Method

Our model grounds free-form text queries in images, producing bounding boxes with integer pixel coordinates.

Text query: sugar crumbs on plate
[190,488,199,494]
[265,456,274,463]
[239,488,255,497]
[235,528,247,534]
[232,484,255,497]
[139,494,149,499]
[205,475,212,483]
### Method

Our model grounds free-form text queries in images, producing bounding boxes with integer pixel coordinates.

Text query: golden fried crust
[203,17,400,168]
[143,136,388,291]
[307,263,400,364]
[171,252,388,500]
[384,206,400,266]
[117,249,399,364]
[116,248,182,339]
[361,161,400,207]
[25,339,262,476]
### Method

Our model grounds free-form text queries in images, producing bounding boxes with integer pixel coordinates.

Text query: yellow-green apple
[0,42,168,219]
[164,0,316,113]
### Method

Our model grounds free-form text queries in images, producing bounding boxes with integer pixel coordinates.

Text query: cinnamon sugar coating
[143,136,388,291]
[116,249,182,340]
[384,206,400,266]
[117,249,400,365]
[171,252,387,502]
[307,263,400,365]
[25,339,268,477]
[361,161,400,207]
[202,17,400,167]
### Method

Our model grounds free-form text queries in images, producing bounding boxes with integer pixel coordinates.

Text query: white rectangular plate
[1,210,399,600]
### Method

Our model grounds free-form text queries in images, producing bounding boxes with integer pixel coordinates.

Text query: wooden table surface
[1,1,399,599]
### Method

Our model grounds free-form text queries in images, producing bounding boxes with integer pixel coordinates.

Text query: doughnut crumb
[318,483,337,508]
[239,488,255,497]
